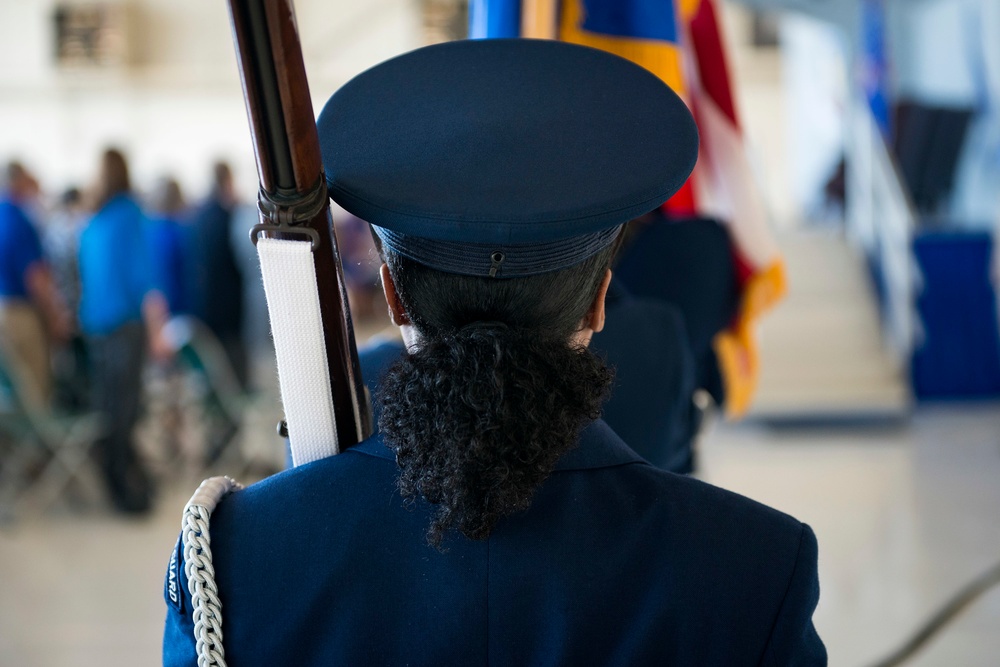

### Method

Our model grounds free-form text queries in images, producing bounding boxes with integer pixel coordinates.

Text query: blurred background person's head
[94,147,132,210]
[149,177,185,218]
[2,160,40,203]
[211,160,234,206]
[58,186,83,213]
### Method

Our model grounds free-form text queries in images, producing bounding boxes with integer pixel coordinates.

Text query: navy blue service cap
[317,38,698,278]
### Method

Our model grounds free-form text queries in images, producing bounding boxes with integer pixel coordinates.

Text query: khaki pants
[0,301,51,410]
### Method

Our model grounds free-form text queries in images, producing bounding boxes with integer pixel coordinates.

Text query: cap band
[373,224,623,278]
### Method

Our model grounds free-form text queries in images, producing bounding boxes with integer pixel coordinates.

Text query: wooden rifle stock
[226,0,373,449]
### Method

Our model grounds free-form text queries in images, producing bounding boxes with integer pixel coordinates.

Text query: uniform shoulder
[567,420,805,542]
[623,460,808,549]
[613,463,819,638]
[210,443,394,527]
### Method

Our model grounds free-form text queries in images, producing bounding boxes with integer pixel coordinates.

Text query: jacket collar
[350,419,643,472]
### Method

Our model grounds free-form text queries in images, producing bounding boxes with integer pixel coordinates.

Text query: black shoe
[109,463,155,515]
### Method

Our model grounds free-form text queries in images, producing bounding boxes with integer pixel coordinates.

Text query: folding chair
[0,349,105,523]
[160,317,259,475]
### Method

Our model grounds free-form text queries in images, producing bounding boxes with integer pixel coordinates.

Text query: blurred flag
[678,0,786,418]
[469,0,787,417]
[468,0,522,38]
[859,0,891,138]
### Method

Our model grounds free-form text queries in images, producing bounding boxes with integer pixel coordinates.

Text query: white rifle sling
[183,476,244,667]
[256,236,339,465]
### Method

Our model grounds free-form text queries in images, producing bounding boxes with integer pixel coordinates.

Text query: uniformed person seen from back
[163,39,826,666]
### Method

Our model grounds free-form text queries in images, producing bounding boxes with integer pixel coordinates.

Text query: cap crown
[318,38,698,249]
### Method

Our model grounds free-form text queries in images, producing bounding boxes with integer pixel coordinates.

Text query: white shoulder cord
[256,236,340,466]
[179,235,335,662]
[182,476,244,667]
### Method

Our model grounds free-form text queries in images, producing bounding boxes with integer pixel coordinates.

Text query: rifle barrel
[227,0,373,449]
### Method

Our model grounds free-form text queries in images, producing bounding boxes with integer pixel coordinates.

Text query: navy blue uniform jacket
[164,421,826,665]
[593,280,698,473]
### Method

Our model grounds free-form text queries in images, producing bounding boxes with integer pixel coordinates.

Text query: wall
[0,0,423,201]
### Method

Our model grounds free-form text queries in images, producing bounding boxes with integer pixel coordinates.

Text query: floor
[699,404,1000,667]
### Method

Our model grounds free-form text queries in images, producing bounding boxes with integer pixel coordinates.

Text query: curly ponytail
[375,241,619,548]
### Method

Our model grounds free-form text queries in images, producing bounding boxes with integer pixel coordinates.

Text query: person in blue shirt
[147,177,191,317]
[79,148,169,514]
[0,161,69,409]
[164,40,825,665]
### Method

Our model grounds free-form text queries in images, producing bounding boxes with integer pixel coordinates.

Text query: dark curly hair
[376,241,618,548]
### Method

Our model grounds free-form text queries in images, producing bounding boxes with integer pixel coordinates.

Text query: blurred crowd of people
[0,149,249,515]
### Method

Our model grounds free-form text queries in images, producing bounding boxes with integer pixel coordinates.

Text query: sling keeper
[164,38,825,666]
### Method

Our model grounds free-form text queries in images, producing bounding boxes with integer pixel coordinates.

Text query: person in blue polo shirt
[0,161,69,409]
[79,148,169,514]
[164,40,825,665]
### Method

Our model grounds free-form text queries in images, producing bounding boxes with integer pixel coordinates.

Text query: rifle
[226,0,373,459]
[177,7,373,663]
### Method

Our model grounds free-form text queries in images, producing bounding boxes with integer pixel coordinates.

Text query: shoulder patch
[164,534,184,614]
